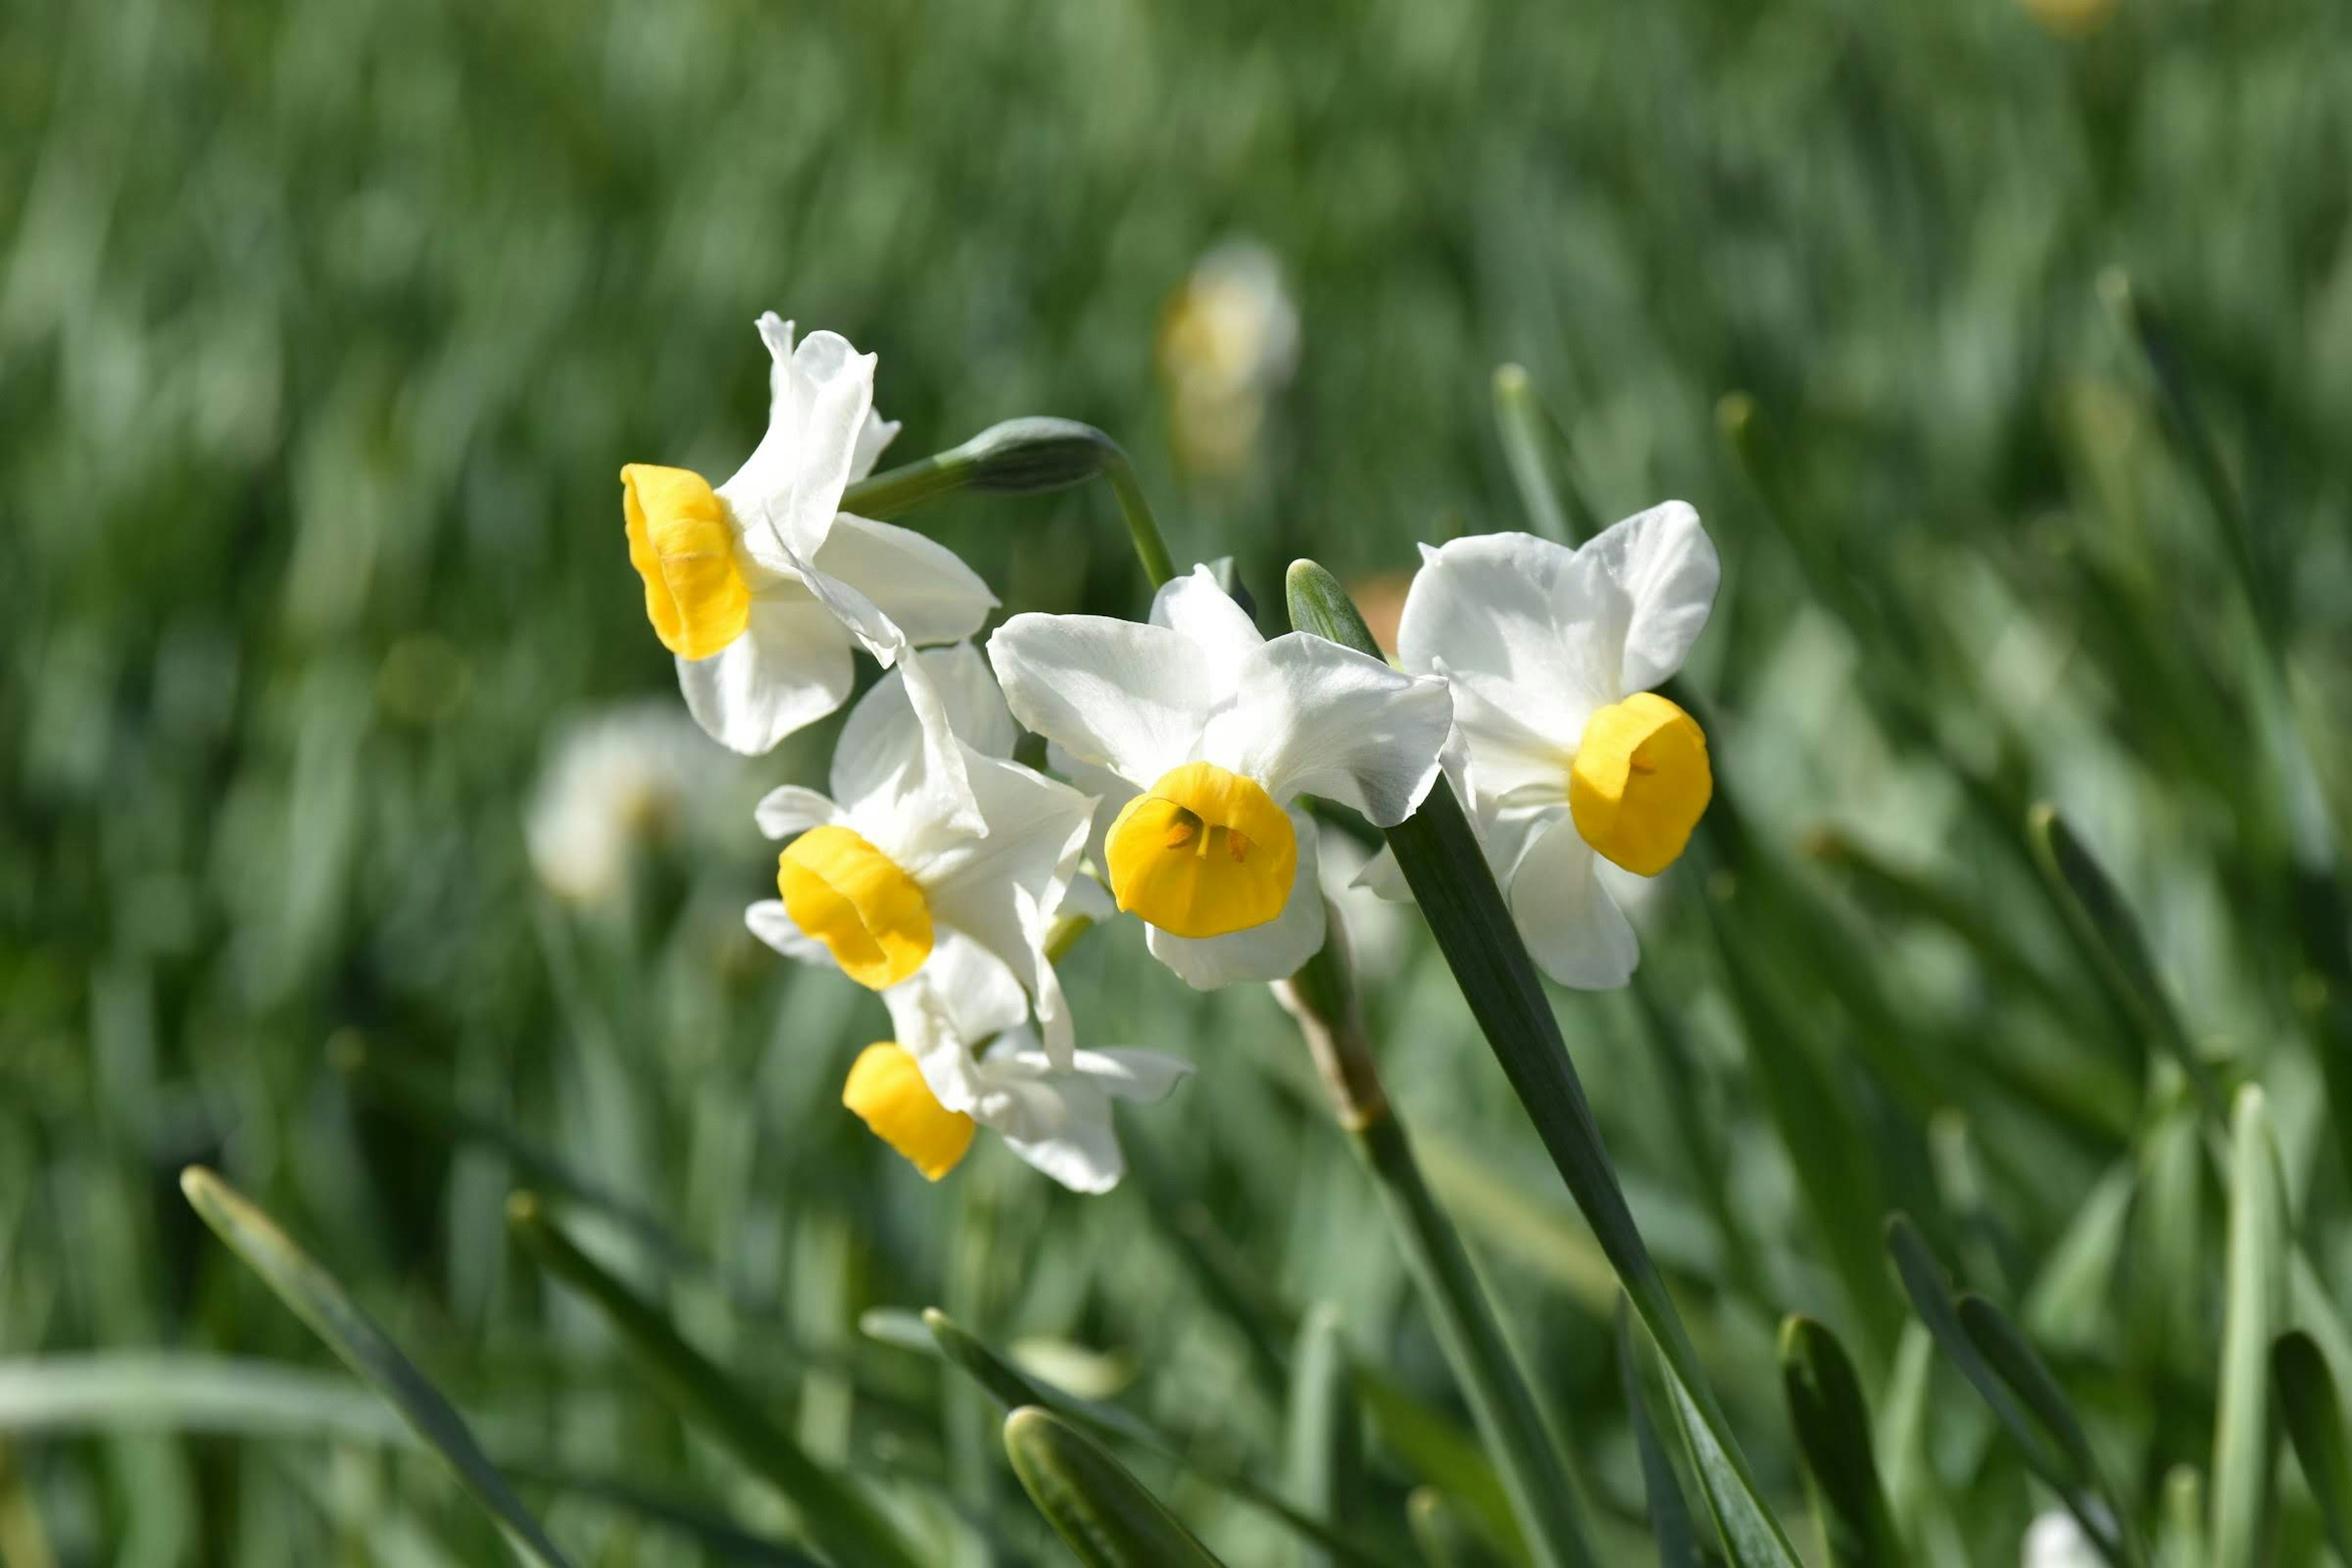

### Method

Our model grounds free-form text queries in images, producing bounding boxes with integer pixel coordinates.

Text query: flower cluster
[617,316,1719,1190]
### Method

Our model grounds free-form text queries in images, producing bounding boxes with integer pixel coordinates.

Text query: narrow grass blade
[507,1466,826,1567]
[0,1354,406,1444]
[1954,1297,2103,1491]
[178,1168,574,1568]
[1286,559,1796,1562]
[333,1035,698,1269]
[918,1309,1405,1568]
[2273,1330,2352,1561]
[2026,805,2218,1115]
[2154,1466,2204,1568]
[1647,1330,1804,1568]
[1619,1306,1703,1568]
[1001,1406,1225,1567]
[1407,1489,1512,1567]
[1711,910,1904,1363]
[1287,1306,1361,1568]
[1491,364,1589,543]
[1352,1370,1525,1562]
[506,1193,923,1568]
[2212,1087,2285,1568]
[1779,1317,1904,1568]
[1884,1215,2132,1566]
[1352,1116,1600,1568]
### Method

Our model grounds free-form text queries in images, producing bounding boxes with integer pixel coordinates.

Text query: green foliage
[9,0,2352,1561]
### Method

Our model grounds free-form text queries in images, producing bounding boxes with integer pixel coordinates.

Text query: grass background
[6,0,2352,1561]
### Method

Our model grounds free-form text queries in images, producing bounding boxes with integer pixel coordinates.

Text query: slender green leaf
[179,1168,574,1568]
[1287,1305,1361,1568]
[2026,805,2219,1115]
[506,1193,923,1568]
[1619,1306,1703,1568]
[919,1309,1406,1568]
[333,1035,698,1270]
[2155,1466,2204,1568]
[1352,1370,1526,1562]
[505,1466,827,1567]
[1349,1114,1600,1568]
[1885,1215,2131,1564]
[1001,1407,1224,1568]
[1711,909,1904,1362]
[0,1354,406,1444]
[1490,364,1589,543]
[1285,559,1797,1562]
[2212,1088,2285,1568]
[1779,1317,1904,1568]
[1955,1297,2103,1496]
[1648,1330,1804,1568]
[2274,1330,2352,1562]
[1408,1490,1513,1568]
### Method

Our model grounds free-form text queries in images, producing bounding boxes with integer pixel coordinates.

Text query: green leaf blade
[179,1168,575,1568]
[1001,1406,1226,1568]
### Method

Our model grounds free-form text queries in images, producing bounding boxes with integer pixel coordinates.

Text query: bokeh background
[7,0,2352,1561]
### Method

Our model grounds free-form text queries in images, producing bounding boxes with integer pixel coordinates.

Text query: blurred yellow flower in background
[1158,240,1300,477]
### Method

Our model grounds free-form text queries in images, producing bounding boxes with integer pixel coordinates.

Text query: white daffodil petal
[917,756,1092,1060]
[1150,565,1264,695]
[883,932,1030,1086]
[997,1085,1125,1193]
[1204,634,1452,825]
[1058,870,1117,923]
[1506,814,1639,989]
[722,318,876,567]
[817,639,985,840]
[1583,500,1719,692]
[1146,807,1328,988]
[812,515,1000,650]
[1398,532,1618,741]
[832,645,1016,810]
[1048,742,1139,881]
[753,785,838,840]
[1068,1047,1195,1102]
[745,899,836,971]
[989,614,1215,788]
[850,412,901,482]
[1351,843,1412,902]
[676,598,856,755]
[1438,657,1575,809]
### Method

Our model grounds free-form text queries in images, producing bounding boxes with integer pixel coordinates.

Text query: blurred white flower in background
[2021,1510,2104,1568]
[1159,239,1300,476]
[525,703,733,904]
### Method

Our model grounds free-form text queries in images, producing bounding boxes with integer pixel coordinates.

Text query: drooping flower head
[988,567,1452,988]
[745,646,1094,1055]
[1384,503,1719,989]
[620,314,997,755]
[841,932,1192,1193]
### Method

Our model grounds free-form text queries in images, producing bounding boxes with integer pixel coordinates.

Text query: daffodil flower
[840,932,1192,1193]
[745,646,1094,1054]
[1373,503,1719,989]
[619,314,997,756]
[987,567,1452,988]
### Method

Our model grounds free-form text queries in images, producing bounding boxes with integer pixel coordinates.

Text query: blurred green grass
[6,0,2352,1561]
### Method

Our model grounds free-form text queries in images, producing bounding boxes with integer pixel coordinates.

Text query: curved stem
[1278,913,1599,1568]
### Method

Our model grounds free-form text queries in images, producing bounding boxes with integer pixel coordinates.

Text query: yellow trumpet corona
[1104,761,1295,938]
[842,1043,973,1180]
[621,464,752,660]
[777,824,934,990]
[1567,692,1711,877]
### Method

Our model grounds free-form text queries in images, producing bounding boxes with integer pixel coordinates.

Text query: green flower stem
[1280,914,1599,1568]
[1285,559,1796,1558]
[837,415,1175,587]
